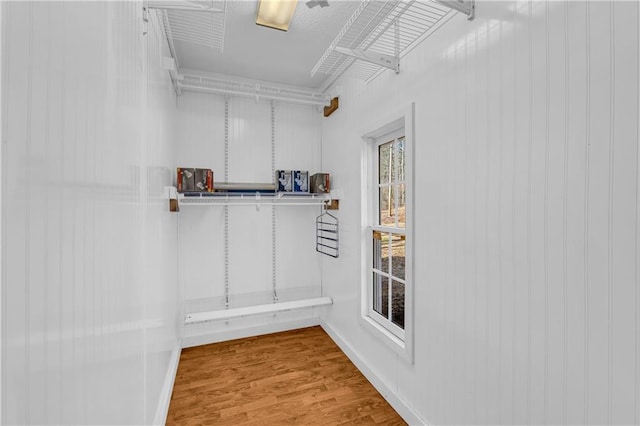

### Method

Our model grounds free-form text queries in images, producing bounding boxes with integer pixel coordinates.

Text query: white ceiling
[173,0,361,89]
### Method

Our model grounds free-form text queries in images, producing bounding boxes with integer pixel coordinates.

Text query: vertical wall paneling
[176,93,226,305]
[561,3,570,424]
[144,8,180,424]
[227,98,272,301]
[320,1,640,424]
[177,94,323,344]
[1,3,179,423]
[637,3,640,424]
[0,0,4,415]
[610,1,640,424]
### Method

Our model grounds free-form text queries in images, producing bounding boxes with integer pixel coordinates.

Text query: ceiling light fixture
[256,0,298,31]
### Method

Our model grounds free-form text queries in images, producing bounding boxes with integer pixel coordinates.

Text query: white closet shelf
[185,297,333,324]
[178,192,334,206]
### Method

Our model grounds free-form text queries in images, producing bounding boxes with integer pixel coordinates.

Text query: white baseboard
[152,342,182,426]
[181,317,321,348]
[320,320,426,426]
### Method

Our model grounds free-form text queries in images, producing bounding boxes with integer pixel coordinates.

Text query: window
[361,104,413,362]
[371,135,406,339]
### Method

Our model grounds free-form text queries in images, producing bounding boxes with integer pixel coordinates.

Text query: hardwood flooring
[166,326,406,425]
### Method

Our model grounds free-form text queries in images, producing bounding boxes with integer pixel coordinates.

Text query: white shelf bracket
[435,0,475,21]
[333,47,399,73]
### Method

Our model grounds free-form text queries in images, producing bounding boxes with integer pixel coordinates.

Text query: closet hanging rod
[147,1,223,13]
[178,83,331,107]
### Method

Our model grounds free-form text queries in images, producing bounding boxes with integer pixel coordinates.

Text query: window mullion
[393,139,399,228]
[387,232,392,322]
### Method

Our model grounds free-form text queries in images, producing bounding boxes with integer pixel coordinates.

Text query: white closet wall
[1,2,179,424]
[176,92,324,345]
[321,1,640,424]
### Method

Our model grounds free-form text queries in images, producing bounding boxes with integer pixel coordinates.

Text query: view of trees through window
[372,137,406,330]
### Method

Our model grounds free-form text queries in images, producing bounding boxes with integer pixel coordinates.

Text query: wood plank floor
[166,326,406,425]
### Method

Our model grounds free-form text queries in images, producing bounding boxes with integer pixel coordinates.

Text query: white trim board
[152,343,182,426]
[320,320,426,426]
[184,297,332,324]
[182,317,321,348]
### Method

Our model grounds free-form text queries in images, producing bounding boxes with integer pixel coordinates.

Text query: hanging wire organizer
[316,208,339,258]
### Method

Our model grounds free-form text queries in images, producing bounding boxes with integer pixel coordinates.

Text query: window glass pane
[391,280,405,329]
[379,187,395,226]
[373,231,390,274]
[379,142,392,184]
[373,273,389,318]
[372,231,382,271]
[390,233,405,281]
[396,138,405,182]
[397,183,406,229]
[380,232,390,274]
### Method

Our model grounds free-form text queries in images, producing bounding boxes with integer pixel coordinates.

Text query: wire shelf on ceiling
[152,0,227,51]
[312,0,465,83]
[177,73,331,106]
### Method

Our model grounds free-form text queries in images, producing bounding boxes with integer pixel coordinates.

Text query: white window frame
[360,103,414,364]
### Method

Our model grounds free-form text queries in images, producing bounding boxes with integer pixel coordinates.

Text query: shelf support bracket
[333,47,399,74]
[435,0,475,21]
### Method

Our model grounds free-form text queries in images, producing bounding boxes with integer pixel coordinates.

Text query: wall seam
[462,32,469,425]
[0,1,10,422]
[484,19,491,425]
[608,1,615,424]
[472,26,479,425]
[57,4,66,419]
[511,2,518,423]
[584,2,592,423]
[527,1,533,423]
[497,18,504,425]
[544,1,550,423]
[43,2,52,420]
[24,4,33,422]
[562,2,570,424]
[636,2,640,424]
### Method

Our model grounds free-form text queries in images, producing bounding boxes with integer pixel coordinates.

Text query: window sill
[358,314,414,364]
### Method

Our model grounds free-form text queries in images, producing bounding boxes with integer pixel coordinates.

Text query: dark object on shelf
[177,168,213,193]
[276,170,293,192]
[310,173,330,193]
[316,210,339,258]
[194,169,213,192]
[293,170,309,193]
[177,167,194,192]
